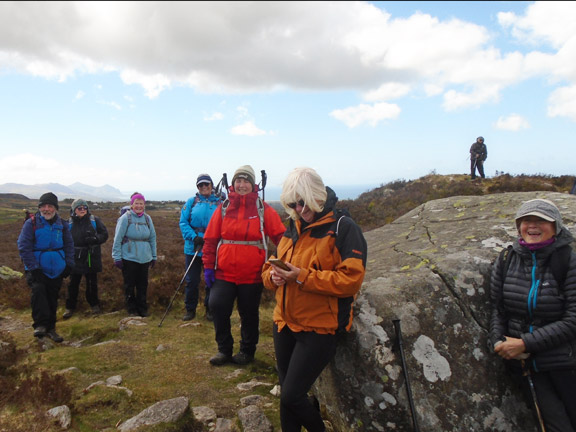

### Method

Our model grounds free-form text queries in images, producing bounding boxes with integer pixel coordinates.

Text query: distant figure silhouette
[571,179,576,195]
[470,136,488,180]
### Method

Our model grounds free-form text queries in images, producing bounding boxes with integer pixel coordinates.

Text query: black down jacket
[69,213,109,274]
[489,227,576,372]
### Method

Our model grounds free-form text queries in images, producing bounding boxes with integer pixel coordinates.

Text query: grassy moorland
[0,172,574,431]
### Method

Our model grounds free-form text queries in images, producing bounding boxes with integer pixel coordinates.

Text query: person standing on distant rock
[261,167,367,432]
[490,198,576,432]
[63,198,109,320]
[112,192,157,317]
[470,136,488,179]
[17,192,74,342]
[179,174,223,322]
[202,165,286,366]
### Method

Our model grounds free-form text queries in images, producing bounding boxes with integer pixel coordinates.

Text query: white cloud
[547,85,576,121]
[204,112,224,121]
[0,1,575,116]
[330,102,401,128]
[230,121,267,136]
[363,82,411,102]
[75,90,85,100]
[494,114,530,131]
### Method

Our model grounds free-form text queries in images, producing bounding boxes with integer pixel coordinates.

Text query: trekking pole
[158,249,200,327]
[392,319,421,432]
[521,360,546,432]
[260,170,267,201]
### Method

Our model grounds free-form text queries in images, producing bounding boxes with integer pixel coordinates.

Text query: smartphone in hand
[268,258,290,271]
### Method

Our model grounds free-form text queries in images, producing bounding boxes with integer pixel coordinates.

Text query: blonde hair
[280,167,327,221]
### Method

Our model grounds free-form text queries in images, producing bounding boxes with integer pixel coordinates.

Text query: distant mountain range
[0,182,127,202]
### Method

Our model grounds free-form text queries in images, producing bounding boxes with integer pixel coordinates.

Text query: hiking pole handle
[158,250,200,327]
[393,319,421,432]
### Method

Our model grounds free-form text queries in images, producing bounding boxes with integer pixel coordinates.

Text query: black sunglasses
[76,206,88,211]
[287,200,305,209]
[197,182,211,188]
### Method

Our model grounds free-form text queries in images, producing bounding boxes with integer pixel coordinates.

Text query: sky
[0,1,575,201]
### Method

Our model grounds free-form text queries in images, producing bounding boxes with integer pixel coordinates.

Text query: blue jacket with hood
[179,192,222,256]
[17,212,75,279]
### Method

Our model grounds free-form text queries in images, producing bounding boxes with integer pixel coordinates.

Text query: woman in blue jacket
[179,174,223,321]
[112,192,157,317]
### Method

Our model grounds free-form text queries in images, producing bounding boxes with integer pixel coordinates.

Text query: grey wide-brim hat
[515,198,564,235]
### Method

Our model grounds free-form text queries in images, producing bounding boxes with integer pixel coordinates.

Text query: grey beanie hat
[515,198,564,235]
[72,198,89,212]
[232,165,256,186]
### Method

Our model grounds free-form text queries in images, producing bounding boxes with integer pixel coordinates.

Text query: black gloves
[61,265,73,279]
[193,236,204,252]
[85,235,98,245]
[85,230,98,245]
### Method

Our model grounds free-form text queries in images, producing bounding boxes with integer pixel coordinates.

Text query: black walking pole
[521,360,546,432]
[392,319,421,432]
[158,249,200,327]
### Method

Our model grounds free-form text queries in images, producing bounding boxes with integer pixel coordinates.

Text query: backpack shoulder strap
[498,245,514,283]
[549,245,572,288]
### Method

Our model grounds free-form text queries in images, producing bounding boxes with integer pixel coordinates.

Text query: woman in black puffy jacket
[63,198,108,319]
[490,198,576,432]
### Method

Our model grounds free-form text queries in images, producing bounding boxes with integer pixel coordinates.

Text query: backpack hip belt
[219,239,265,249]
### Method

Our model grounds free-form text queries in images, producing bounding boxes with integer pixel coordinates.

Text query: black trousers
[470,158,485,178]
[509,366,576,432]
[208,279,263,356]
[26,271,63,331]
[66,272,99,309]
[184,253,206,312]
[121,260,150,314]
[274,324,337,432]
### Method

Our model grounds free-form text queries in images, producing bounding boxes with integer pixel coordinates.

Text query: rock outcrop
[314,191,576,432]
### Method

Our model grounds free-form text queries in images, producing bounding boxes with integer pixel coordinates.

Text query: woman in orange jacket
[262,167,367,432]
[202,165,286,366]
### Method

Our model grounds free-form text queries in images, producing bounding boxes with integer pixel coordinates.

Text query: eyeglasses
[76,206,88,211]
[287,200,305,209]
[197,182,211,188]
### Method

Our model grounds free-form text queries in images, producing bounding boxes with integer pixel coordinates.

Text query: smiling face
[131,199,145,213]
[39,204,57,221]
[233,178,253,195]
[519,216,556,244]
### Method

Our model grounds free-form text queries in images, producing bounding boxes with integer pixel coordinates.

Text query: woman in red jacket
[202,165,286,366]
[262,167,367,432]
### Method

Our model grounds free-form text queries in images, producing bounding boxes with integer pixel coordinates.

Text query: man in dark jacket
[469,136,488,179]
[63,198,109,319]
[17,192,74,342]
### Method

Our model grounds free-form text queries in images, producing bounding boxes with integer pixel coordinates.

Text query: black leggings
[274,324,337,432]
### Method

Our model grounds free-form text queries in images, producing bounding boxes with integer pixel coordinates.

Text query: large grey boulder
[314,191,576,432]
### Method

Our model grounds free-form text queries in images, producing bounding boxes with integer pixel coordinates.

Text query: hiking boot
[205,308,213,322]
[62,309,74,320]
[91,305,101,314]
[33,326,47,338]
[182,310,196,321]
[46,329,64,343]
[139,310,149,318]
[209,352,233,366]
[232,352,254,365]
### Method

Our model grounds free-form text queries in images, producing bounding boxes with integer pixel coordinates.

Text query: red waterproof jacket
[203,190,285,285]
[262,195,367,335]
